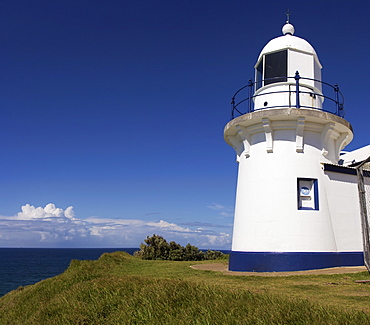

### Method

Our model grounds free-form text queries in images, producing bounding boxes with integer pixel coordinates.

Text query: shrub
[134,234,224,261]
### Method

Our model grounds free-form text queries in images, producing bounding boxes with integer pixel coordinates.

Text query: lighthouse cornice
[224,108,353,163]
[224,108,353,136]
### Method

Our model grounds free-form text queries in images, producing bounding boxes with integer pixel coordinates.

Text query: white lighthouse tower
[224,21,366,272]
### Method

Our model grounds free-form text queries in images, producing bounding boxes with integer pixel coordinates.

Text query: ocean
[0,248,137,297]
[0,248,230,297]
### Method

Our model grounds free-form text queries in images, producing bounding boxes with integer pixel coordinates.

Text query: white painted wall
[323,172,363,251]
[254,83,323,110]
[232,125,334,252]
[225,109,356,254]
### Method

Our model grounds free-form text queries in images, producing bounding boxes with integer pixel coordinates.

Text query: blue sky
[0,0,369,248]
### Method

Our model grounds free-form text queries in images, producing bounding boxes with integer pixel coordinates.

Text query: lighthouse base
[228,251,364,272]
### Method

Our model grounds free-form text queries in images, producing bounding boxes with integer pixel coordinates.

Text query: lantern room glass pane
[264,50,287,85]
[314,59,322,92]
[256,60,263,90]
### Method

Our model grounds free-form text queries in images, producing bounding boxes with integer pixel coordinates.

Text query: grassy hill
[0,251,369,324]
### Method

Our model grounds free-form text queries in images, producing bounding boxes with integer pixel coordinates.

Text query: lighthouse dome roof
[257,24,318,62]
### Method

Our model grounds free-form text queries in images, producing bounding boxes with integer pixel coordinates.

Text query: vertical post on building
[248,79,253,113]
[356,157,370,272]
[231,97,235,119]
[295,71,300,108]
[334,84,339,116]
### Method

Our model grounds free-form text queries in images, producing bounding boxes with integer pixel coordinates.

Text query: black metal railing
[230,71,345,119]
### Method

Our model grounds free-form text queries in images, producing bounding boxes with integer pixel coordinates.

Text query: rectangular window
[314,58,322,92]
[256,60,263,90]
[297,178,319,210]
[264,50,287,86]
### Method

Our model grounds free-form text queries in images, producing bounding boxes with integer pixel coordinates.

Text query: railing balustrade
[231,71,345,119]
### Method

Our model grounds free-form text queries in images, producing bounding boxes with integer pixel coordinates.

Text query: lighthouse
[224,21,368,272]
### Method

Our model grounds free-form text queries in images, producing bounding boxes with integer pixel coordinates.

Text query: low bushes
[134,234,224,261]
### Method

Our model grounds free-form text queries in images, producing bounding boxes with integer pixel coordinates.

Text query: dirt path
[190,263,367,276]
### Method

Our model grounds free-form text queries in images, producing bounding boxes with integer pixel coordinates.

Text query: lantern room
[253,23,324,111]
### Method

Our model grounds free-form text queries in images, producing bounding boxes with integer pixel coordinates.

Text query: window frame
[297,178,319,211]
[255,49,288,90]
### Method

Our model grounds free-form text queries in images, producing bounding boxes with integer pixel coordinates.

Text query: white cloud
[0,203,231,249]
[147,220,192,232]
[207,202,234,218]
[16,203,76,221]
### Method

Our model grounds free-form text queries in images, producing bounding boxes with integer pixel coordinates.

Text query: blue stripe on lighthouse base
[228,251,364,272]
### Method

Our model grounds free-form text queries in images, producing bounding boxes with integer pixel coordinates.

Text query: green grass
[0,251,369,324]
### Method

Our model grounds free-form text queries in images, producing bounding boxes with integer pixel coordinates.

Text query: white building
[224,22,370,272]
